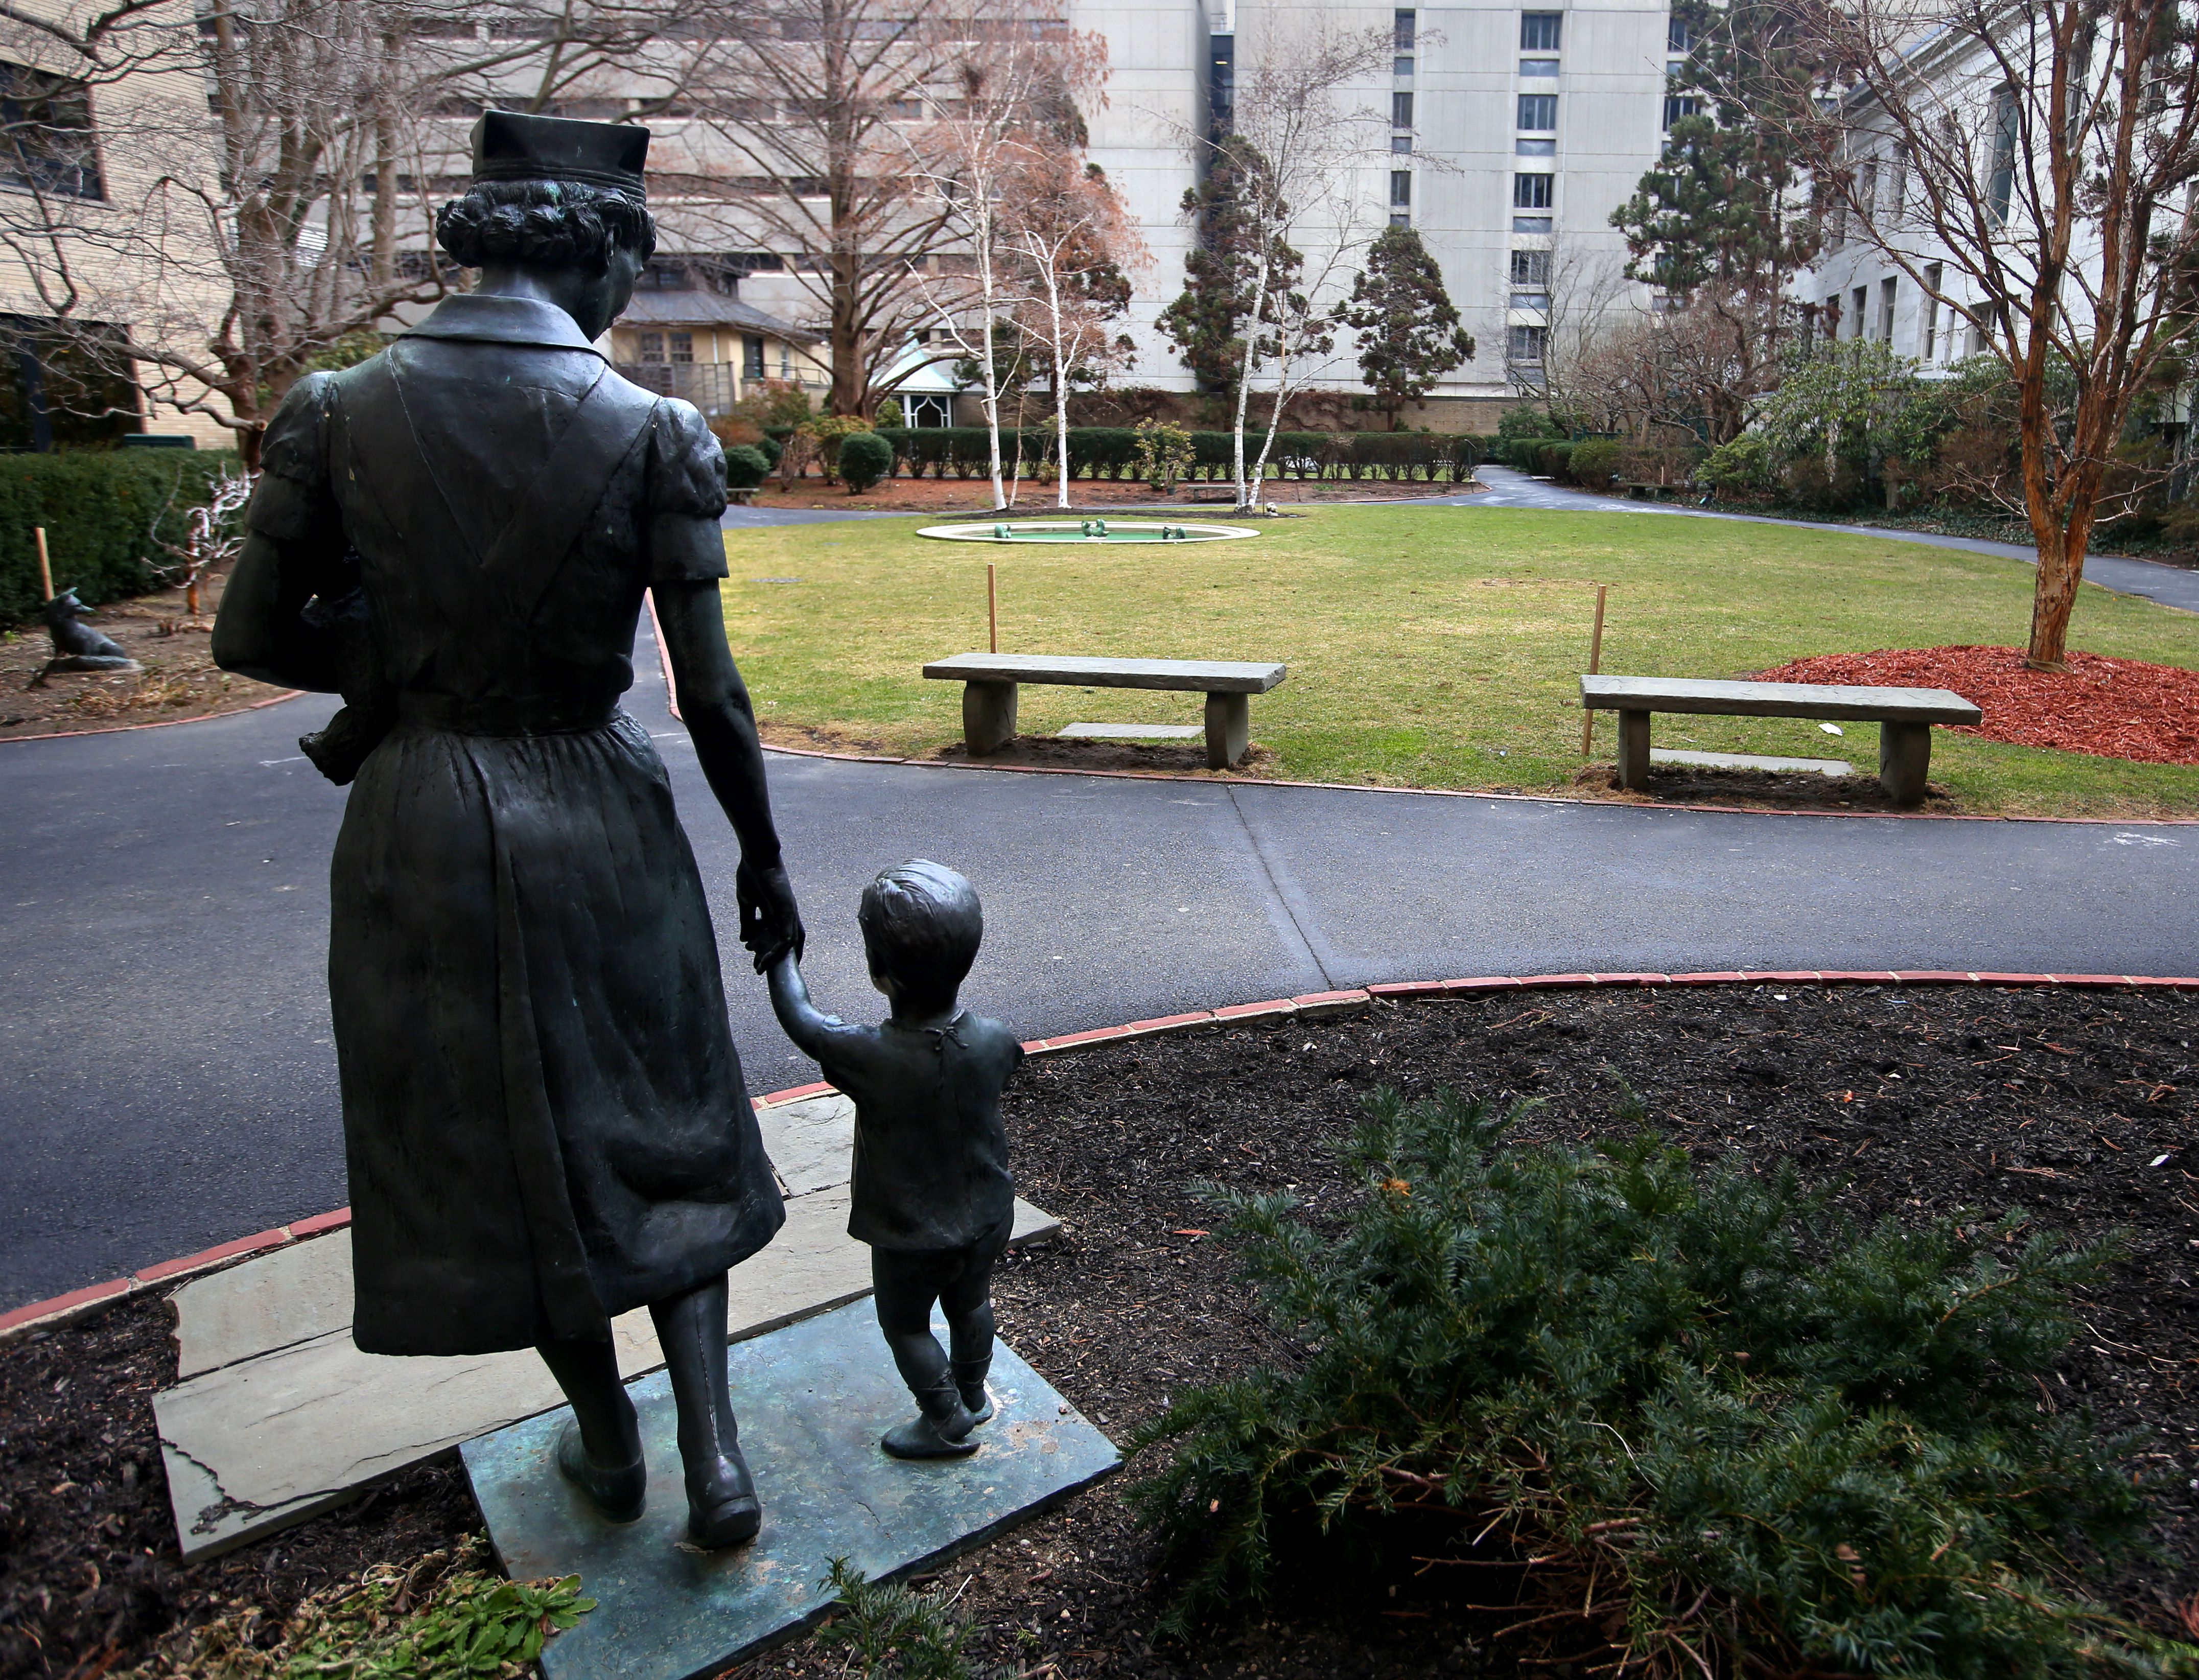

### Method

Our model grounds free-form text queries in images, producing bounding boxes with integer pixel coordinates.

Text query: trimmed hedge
[0,451,240,628]
[866,427,1483,484]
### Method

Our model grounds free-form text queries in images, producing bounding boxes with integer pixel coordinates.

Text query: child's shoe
[882,1384,980,1459]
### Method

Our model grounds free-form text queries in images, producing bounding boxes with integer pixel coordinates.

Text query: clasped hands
[737,856,804,973]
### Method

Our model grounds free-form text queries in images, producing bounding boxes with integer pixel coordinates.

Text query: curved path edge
[0,686,301,746]
[7,965,2192,1347]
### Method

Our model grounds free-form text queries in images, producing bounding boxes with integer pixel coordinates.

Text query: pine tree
[1609,0,1820,296]
[1155,136,1300,401]
[1343,227,1477,430]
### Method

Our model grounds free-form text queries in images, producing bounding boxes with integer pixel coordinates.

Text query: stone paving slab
[154,1086,1059,1560]
[465,1298,1119,1680]
[1650,748,1854,777]
[1057,723,1204,740]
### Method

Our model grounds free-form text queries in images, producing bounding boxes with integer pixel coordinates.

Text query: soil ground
[743,475,1467,514]
[4,983,2192,1678]
[0,571,290,742]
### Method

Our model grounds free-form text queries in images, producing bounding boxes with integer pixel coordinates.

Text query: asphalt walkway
[1457,465,2199,615]
[3,496,2195,1310]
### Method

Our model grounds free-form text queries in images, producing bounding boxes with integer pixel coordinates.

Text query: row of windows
[1392,92,1558,131]
[1387,91,1681,137]
[1385,170,1558,212]
[1392,10,1566,58]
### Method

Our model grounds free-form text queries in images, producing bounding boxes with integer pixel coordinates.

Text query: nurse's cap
[469,110,649,194]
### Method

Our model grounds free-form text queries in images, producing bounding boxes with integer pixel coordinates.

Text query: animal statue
[30,589,138,687]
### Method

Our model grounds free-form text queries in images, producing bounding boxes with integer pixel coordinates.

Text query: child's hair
[859,860,982,998]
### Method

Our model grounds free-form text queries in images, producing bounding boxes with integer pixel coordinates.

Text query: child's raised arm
[765,951,850,1060]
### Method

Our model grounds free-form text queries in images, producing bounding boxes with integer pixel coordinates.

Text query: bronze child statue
[213,112,802,1548]
[766,862,1022,1459]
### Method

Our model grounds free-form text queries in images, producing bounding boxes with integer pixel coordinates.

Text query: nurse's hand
[738,857,804,972]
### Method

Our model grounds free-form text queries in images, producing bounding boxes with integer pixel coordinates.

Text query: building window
[743,334,766,378]
[638,331,666,363]
[1668,16,1693,51]
[1520,12,1561,50]
[1517,137,1555,156]
[1392,90,1413,128]
[1851,285,1867,338]
[1512,215,1553,233]
[1510,291,1550,311]
[1508,323,1547,363]
[0,315,137,450]
[1510,249,1550,285]
[1518,92,1556,130]
[1514,172,1553,208]
[1390,171,1412,207]
[1519,57,1559,77]
[1394,10,1415,50]
[1922,262,1942,359]
[1987,85,2018,223]
[1663,95,1699,129]
[640,261,691,290]
[1390,212,1412,228]
[0,63,104,200]
[1209,34,1234,129]
[670,331,695,363]
[1392,134,1413,153]
[1879,277,1896,342]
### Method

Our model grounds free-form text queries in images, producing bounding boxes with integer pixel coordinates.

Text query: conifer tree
[1156,136,1300,402]
[1610,0,1820,298]
[1344,227,1477,430]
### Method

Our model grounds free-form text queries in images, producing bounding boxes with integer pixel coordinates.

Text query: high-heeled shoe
[555,1419,646,1523]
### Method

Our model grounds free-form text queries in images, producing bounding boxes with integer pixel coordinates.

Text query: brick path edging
[6,966,2193,1344]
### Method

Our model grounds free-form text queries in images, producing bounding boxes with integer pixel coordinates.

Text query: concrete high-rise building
[1061,0,1680,427]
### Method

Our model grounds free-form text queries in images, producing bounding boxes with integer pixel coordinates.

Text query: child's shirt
[809,1012,1021,1252]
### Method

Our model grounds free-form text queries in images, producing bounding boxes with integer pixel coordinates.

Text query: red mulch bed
[1754,645,2199,765]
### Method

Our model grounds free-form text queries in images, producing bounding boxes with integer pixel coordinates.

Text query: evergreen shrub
[722,445,770,491]
[1569,438,1622,491]
[1133,1088,2182,1676]
[836,431,894,494]
[0,451,239,627]
[1534,439,1577,480]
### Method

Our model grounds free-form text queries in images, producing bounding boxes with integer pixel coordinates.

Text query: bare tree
[681,0,995,417]
[1005,148,1142,508]
[150,463,254,619]
[904,8,1109,507]
[1794,0,2199,668]
[1160,16,1391,507]
[0,0,699,464]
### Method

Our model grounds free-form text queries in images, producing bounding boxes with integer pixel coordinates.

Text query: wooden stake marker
[988,561,998,653]
[1580,582,1607,757]
[34,525,53,602]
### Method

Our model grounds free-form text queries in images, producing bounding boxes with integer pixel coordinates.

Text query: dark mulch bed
[4,983,2193,1678]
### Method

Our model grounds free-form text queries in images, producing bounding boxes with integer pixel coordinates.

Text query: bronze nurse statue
[213,112,799,1548]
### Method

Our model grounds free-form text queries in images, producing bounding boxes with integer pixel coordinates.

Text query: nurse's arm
[652,576,804,967]
[210,529,343,692]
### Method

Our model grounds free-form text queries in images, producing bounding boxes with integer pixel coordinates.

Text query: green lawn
[719,506,2199,817]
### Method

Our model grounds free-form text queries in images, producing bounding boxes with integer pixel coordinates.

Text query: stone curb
[0,687,301,746]
[7,966,2193,1345]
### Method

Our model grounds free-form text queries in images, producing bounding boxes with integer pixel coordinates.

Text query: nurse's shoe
[556,1420,646,1523]
[686,1444,763,1547]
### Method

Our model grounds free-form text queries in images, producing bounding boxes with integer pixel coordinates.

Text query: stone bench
[923,652,1286,768]
[1581,674,1982,805]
